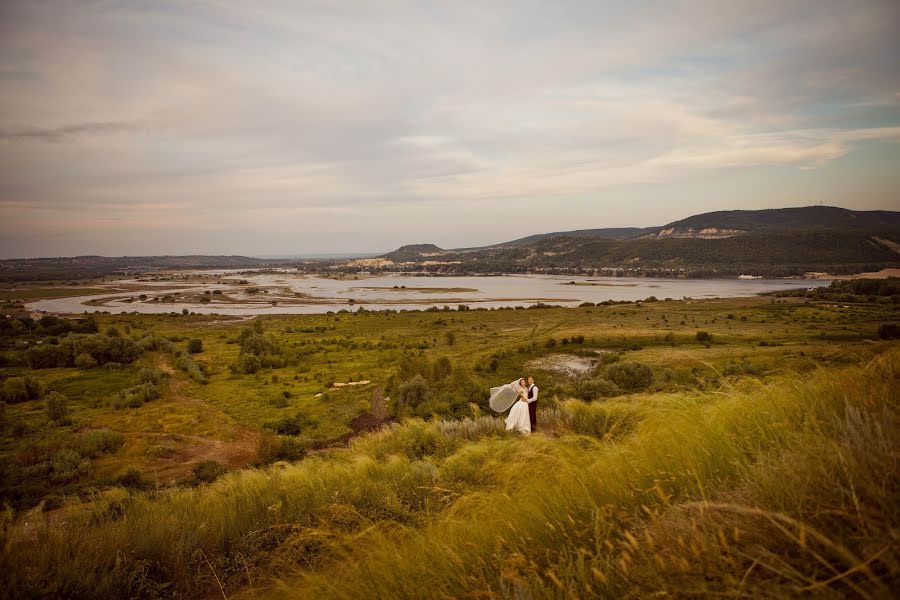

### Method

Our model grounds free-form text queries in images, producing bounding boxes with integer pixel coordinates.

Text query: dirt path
[150,358,261,482]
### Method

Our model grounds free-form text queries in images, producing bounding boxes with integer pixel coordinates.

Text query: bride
[505,389,531,434]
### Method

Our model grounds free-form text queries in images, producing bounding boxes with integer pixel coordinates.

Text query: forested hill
[644,206,900,239]
[375,206,900,277]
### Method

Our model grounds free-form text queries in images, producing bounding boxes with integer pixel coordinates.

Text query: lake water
[27,272,830,315]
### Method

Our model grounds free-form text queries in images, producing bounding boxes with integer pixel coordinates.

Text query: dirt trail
[150,358,260,482]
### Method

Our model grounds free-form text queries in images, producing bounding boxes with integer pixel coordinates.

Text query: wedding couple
[503,376,539,434]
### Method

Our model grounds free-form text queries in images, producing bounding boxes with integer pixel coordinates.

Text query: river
[27,272,830,315]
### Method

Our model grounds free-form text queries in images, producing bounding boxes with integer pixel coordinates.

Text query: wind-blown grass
[1,352,897,599]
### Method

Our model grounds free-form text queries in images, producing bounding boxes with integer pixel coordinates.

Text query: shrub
[574,377,622,400]
[115,467,145,489]
[696,331,712,343]
[45,391,70,423]
[256,432,307,464]
[238,353,262,374]
[138,367,165,385]
[192,460,227,484]
[24,344,69,369]
[395,375,430,415]
[602,361,654,391]
[74,352,97,370]
[265,413,310,436]
[187,338,203,354]
[445,331,456,346]
[2,377,40,403]
[113,382,159,409]
[878,323,899,339]
[723,360,763,377]
[371,388,388,421]
[78,430,125,458]
[0,400,6,429]
[175,351,208,384]
[47,449,90,483]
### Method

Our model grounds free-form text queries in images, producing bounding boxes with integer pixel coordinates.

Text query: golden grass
[2,350,897,599]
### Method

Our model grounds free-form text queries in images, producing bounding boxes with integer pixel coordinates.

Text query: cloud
[0,0,898,257]
[0,120,135,142]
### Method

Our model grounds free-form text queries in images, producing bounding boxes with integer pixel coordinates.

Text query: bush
[395,375,430,415]
[696,331,712,343]
[602,361,654,391]
[45,391,70,423]
[574,377,622,400]
[238,353,262,374]
[78,430,125,458]
[175,351,208,383]
[878,323,899,339]
[23,344,69,369]
[256,432,307,464]
[47,449,90,483]
[2,376,42,404]
[138,367,165,385]
[192,460,227,484]
[115,467,145,489]
[74,352,97,370]
[265,413,311,436]
[187,339,203,354]
[113,383,160,409]
[722,360,763,377]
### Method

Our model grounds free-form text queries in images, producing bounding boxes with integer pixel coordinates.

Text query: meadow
[1,292,897,598]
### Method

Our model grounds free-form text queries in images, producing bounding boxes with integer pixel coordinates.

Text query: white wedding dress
[505,399,531,434]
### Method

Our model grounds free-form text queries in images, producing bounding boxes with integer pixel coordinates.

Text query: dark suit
[527,385,538,431]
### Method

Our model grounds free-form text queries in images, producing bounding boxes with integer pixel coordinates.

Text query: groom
[526,376,539,431]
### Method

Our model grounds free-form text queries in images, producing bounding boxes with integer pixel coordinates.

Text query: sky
[1,1,899,259]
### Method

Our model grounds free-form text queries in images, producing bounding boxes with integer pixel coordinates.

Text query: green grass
[1,350,896,598]
[0,286,106,301]
[0,297,898,598]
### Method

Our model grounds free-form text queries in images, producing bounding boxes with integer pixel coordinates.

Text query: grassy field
[0,285,107,302]
[0,296,897,598]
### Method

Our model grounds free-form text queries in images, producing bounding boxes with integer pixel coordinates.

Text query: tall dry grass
[275,352,899,599]
[1,352,897,599]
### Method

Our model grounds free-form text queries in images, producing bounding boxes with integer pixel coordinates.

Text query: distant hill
[382,244,445,261]
[643,206,900,239]
[0,255,291,282]
[376,206,900,277]
[455,227,652,251]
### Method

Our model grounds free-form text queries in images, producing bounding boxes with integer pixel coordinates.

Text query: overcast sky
[1,1,899,258]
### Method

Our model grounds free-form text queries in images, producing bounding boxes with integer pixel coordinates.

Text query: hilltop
[373,206,900,277]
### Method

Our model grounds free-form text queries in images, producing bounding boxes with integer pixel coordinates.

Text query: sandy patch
[525,353,599,377]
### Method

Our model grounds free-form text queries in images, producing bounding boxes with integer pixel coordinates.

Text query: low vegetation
[0,294,897,597]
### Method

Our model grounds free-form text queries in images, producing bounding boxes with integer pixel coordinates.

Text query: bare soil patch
[525,353,599,377]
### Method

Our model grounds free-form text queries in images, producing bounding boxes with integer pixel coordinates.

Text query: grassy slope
[0,298,897,598]
[1,350,897,598]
